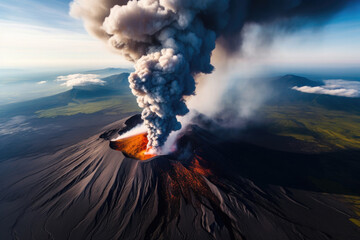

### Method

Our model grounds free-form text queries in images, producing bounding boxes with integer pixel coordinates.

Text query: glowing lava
[110,133,156,160]
[189,155,212,177]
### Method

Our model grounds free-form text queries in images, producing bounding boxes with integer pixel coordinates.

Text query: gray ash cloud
[70,0,353,152]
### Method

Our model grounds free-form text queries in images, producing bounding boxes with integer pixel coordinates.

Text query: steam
[112,123,147,140]
[70,0,353,152]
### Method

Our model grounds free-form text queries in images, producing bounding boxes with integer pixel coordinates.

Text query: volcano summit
[1,114,359,240]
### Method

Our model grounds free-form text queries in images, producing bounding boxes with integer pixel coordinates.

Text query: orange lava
[110,133,156,160]
[162,161,216,205]
[189,155,212,177]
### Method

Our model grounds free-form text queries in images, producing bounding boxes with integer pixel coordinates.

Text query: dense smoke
[70,0,353,153]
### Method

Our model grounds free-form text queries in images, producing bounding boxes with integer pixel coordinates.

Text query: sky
[0,0,359,71]
[0,0,131,70]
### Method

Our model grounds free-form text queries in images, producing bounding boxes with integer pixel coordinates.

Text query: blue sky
[0,0,78,30]
[0,0,359,70]
[0,0,129,70]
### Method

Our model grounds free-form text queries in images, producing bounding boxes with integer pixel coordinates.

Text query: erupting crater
[110,132,156,160]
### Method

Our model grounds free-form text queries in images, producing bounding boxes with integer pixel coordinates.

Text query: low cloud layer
[0,116,35,136]
[293,79,360,97]
[37,81,47,85]
[56,74,105,87]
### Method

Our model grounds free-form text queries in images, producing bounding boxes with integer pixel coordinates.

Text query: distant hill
[2,73,359,118]
[83,67,133,77]
[274,74,324,88]
[0,73,132,117]
[271,74,360,113]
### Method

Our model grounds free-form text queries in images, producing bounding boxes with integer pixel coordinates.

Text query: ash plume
[70,0,354,152]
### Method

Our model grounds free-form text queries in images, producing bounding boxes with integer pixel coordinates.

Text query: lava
[189,155,212,177]
[110,133,156,160]
[162,161,217,204]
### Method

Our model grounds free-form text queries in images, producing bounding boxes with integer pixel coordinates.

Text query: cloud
[56,74,105,87]
[37,81,46,84]
[0,116,34,136]
[0,21,132,69]
[293,79,360,97]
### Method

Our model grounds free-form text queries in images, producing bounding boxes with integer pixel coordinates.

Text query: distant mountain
[273,74,323,88]
[0,73,132,117]
[2,73,359,118]
[83,67,133,77]
[271,74,360,113]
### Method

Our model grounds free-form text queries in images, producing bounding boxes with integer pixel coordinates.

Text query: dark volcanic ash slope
[0,115,359,240]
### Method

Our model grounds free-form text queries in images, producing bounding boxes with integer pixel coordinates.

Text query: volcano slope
[0,114,359,240]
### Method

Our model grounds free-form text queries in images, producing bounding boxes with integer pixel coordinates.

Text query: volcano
[0,114,359,240]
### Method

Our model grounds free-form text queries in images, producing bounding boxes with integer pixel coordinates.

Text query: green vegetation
[350,218,360,228]
[342,195,360,228]
[264,104,360,152]
[36,96,139,118]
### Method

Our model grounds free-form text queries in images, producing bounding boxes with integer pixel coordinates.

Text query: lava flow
[110,133,156,160]
[189,154,212,177]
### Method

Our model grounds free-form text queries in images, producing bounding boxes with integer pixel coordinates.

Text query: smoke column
[70,0,353,153]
